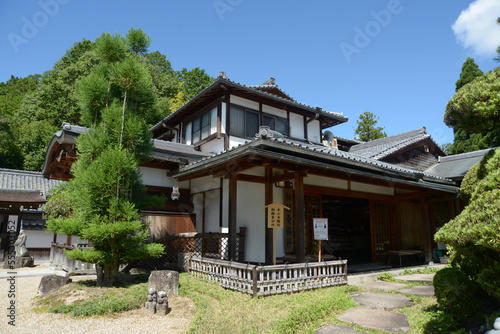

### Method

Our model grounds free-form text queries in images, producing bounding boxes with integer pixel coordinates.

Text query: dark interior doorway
[321,195,372,264]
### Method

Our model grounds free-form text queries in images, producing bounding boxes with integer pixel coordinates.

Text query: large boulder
[148,270,179,296]
[38,275,72,296]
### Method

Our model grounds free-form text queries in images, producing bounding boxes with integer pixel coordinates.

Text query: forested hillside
[0,29,212,171]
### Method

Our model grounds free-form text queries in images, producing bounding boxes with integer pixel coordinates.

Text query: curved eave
[174,140,458,194]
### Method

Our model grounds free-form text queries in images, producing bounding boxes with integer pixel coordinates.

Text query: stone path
[315,273,436,333]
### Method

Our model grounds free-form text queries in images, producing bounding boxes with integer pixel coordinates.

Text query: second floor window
[185,107,217,145]
[229,106,260,138]
[263,115,289,136]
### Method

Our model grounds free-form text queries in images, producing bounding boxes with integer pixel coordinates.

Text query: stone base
[15,256,34,268]
[2,256,34,269]
[38,275,72,296]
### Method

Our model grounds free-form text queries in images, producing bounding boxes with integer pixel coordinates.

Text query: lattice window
[370,200,396,262]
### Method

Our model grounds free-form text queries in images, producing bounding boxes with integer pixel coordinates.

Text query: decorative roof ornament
[218,71,228,79]
[255,126,273,139]
[261,77,276,86]
[171,180,180,201]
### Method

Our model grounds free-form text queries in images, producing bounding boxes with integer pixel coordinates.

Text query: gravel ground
[0,273,195,334]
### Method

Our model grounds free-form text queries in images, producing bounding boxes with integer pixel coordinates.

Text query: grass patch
[33,273,150,317]
[178,273,360,334]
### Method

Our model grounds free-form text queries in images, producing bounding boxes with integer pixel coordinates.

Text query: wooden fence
[189,257,348,297]
[49,242,96,274]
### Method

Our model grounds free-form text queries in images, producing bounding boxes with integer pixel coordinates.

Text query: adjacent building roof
[151,73,348,138]
[0,168,64,204]
[42,123,212,179]
[425,148,495,181]
[348,127,443,160]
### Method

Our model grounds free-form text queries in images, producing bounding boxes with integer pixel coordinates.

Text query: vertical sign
[263,203,290,265]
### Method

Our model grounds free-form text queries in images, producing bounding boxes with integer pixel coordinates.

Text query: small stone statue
[486,317,500,333]
[14,230,29,257]
[145,288,169,315]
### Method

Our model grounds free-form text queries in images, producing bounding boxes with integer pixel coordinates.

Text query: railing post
[252,266,258,298]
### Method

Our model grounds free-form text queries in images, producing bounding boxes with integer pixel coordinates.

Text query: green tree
[455,56,483,92]
[126,27,152,56]
[353,111,387,141]
[178,67,213,102]
[435,148,500,300]
[444,68,500,152]
[47,56,164,287]
[495,17,500,62]
[446,57,488,155]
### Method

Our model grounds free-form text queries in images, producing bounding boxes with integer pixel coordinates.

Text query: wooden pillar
[228,173,237,261]
[295,171,305,263]
[420,194,431,262]
[265,167,273,264]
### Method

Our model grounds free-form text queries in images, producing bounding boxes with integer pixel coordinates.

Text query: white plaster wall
[304,175,348,190]
[192,193,203,232]
[200,138,225,154]
[307,120,321,143]
[262,105,287,118]
[25,231,80,248]
[191,175,220,194]
[290,113,304,139]
[237,181,265,263]
[221,179,228,229]
[229,136,249,149]
[230,95,259,111]
[205,189,220,232]
[351,182,394,196]
[139,167,190,188]
[221,102,227,134]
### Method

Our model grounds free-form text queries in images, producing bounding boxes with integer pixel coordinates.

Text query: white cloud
[452,0,500,56]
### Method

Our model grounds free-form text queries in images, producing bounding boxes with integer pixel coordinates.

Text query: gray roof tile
[0,169,64,196]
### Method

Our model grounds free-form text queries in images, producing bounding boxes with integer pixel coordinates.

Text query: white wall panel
[290,113,304,139]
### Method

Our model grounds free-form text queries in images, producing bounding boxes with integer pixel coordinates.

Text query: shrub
[433,267,487,317]
[378,273,395,282]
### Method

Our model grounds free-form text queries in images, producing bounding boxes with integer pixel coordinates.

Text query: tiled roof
[151,73,348,133]
[425,148,495,180]
[0,169,64,196]
[179,135,454,185]
[348,127,441,160]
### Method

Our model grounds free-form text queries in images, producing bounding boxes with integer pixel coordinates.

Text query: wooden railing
[50,242,96,274]
[189,257,348,297]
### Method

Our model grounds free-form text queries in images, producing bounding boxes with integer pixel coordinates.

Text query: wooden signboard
[263,203,290,264]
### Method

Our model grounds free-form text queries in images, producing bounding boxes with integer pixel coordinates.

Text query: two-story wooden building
[43,73,486,268]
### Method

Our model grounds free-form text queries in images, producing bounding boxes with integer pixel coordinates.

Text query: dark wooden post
[420,193,431,262]
[228,173,237,261]
[265,167,273,264]
[238,227,247,261]
[295,171,305,263]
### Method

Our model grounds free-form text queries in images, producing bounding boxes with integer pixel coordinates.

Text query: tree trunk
[103,264,119,287]
[119,87,127,147]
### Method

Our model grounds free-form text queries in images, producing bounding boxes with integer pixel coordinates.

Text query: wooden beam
[270,171,297,184]
[236,174,266,184]
[228,173,237,261]
[265,167,273,264]
[295,170,305,263]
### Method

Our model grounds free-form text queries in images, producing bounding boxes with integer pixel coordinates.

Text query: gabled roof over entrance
[174,135,458,194]
[151,73,348,139]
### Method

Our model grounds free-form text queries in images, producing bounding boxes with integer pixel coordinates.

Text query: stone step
[338,307,410,333]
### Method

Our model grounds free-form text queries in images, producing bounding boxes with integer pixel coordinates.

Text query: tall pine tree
[354,111,387,142]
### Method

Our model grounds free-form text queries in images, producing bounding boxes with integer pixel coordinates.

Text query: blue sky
[1,0,500,146]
